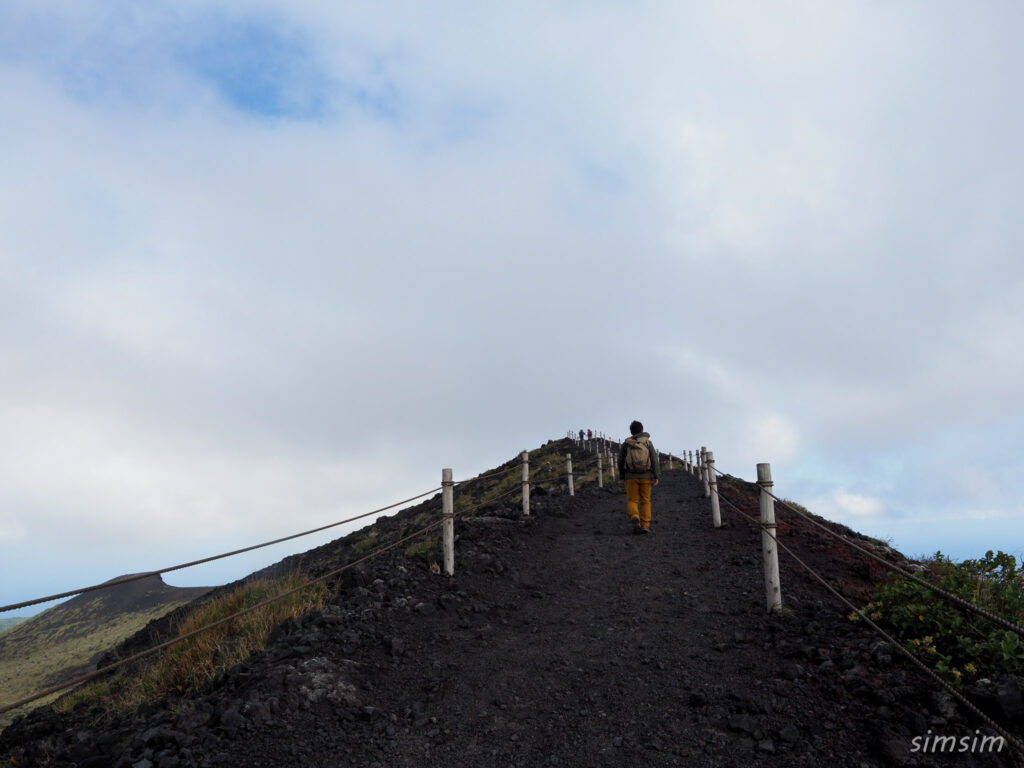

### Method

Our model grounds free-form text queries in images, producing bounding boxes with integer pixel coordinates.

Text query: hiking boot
[639,526,651,535]
[630,516,642,533]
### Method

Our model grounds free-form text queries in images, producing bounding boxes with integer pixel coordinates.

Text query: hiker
[618,420,661,534]
[587,429,592,440]
[578,428,585,443]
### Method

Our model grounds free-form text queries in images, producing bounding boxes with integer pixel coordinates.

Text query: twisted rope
[0,487,444,615]
[455,462,522,485]
[714,468,1024,639]
[0,519,442,716]
[714,488,1024,757]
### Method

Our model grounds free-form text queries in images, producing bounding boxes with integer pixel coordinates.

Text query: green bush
[859,550,1024,686]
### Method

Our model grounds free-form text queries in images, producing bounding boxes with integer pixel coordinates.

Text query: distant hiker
[618,420,661,534]
[587,429,592,440]
[579,429,585,443]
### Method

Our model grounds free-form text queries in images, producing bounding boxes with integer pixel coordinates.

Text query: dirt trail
[230,465,1016,767]
[3,459,1019,767]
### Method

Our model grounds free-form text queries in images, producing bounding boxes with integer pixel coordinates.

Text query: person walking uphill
[618,420,661,534]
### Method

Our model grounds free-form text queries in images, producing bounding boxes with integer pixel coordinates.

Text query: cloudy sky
[2,1,1022,615]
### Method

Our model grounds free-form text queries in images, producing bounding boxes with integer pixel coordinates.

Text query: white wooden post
[597,453,604,488]
[566,453,574,496]
[701,447,710,498]
[442,467,454,577]
[758,463,782,612]
[707,451,722,528]
[610,449,617,481]
[668,453,673,470]
[521,450,530,517]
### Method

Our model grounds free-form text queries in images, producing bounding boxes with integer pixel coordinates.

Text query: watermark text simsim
[910,730,1004,754]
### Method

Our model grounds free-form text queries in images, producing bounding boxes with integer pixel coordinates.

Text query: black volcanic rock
[2,439,1021,767]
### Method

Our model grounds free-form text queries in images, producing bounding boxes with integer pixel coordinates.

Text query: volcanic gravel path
[3,460,1021,767]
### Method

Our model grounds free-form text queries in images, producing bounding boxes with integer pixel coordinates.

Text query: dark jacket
[618,432,661,480]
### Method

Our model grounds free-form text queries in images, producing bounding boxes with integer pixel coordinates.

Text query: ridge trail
[226,465,1015,767]
[4,457,1018,767]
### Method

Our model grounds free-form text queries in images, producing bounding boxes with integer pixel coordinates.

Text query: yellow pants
[626,478,653,527]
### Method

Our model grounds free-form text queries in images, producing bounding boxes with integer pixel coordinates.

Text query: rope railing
[16,436,1009,757]
[0,518,443,717]
[0,486,444,615]
[1,445,574,718]
[456,484,525,517]
[4,448,575,616]
[454,462,523,485]
[530,462,562,480]
[712,486,1024,756]
[0,439,680,725]
[710,465,1024,640]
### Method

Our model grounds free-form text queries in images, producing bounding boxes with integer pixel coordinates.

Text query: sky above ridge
[2,1,1023,615]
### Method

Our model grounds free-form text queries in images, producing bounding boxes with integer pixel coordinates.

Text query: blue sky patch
[0,5,400,123]
[175,17,334,120]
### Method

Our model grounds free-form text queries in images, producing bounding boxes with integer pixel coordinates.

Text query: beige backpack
[624,436,651,473]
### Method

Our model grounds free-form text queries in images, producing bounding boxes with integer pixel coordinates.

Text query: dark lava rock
[2,449,1022,768]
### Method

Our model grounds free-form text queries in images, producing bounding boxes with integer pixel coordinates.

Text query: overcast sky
[3,1,1023,616]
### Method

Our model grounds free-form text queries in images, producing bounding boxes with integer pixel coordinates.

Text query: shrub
[860,550,1024,686]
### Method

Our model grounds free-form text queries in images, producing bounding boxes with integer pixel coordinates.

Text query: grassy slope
[0,579,208,728]
[0,618,27,634]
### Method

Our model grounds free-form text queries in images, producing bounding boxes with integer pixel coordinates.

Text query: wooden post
[442,468,454,577]
[758,463,782,613]
[597,453,604,488]
[566,453,574,496]
[707,451,722,528]
[668,453,673,470]
[521,450,530,517]
[701,447,710,498]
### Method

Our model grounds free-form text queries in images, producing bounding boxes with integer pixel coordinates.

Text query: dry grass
[56,572,328,715]
[0,601,196,729]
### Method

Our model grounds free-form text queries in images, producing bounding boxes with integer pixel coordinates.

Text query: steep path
[2,459,1019,767]
[221,467,1018,767]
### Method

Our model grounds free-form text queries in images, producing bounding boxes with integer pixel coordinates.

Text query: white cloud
[749,414,800,466]
[0,519,27,543]
[3,1,1024,609]
[833,490,884,519]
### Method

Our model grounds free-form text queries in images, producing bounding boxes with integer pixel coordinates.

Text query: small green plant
[404,537,438,560]
[353,529,379,553]
[859,550,1024,686]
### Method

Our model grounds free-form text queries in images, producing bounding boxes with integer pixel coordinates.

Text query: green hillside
[0,618,27,634]
[0,575,210,728]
